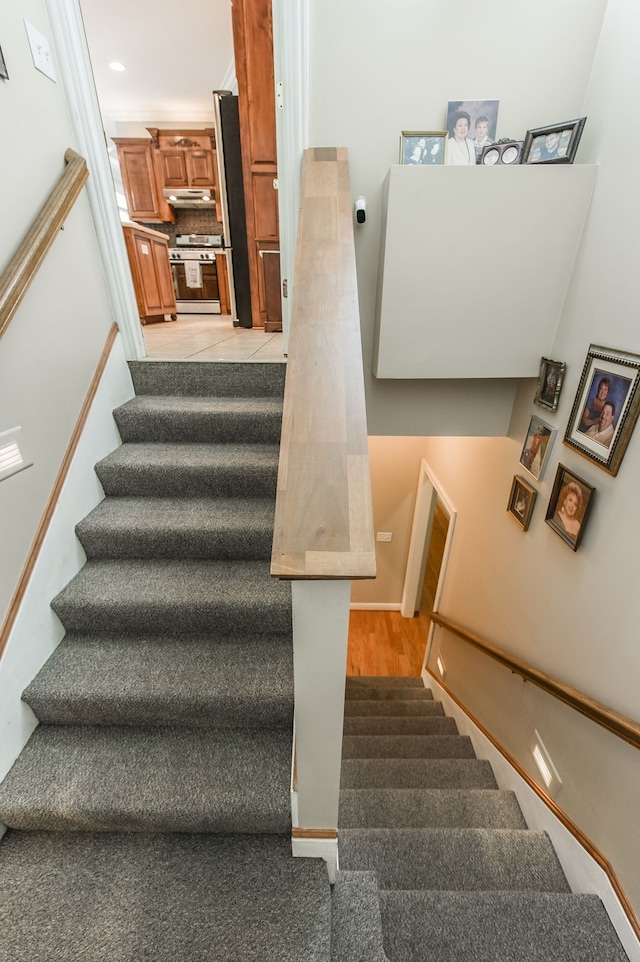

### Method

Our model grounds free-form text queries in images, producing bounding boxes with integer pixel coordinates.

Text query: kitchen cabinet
[122,223,177,324]
[113,139,174,223]
[149,128,221,219]
[231,0,282,331]
[114,129,220,222]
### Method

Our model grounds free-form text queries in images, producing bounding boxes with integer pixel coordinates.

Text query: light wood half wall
[271,147,375,581]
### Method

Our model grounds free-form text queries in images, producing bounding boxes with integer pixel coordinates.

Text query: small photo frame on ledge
[563,343,640,476]
[545,464,595,551]
[522,117,586,165]
[533,357,566,412]
[400,131,447,166]
[519,415,557,481]
[507,475,537,531]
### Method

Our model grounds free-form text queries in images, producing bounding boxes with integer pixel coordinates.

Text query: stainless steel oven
[168,235,223,315]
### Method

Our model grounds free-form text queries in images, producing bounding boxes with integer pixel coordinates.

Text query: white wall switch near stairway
[24,21,56,81]
[376,531,393,542]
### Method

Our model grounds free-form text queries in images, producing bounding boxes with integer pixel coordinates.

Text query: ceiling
[78,0,236,126]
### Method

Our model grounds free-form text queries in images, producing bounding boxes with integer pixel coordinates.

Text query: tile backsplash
[138,209,223,244]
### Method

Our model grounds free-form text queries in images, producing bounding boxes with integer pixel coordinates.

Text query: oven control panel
[168,249,217,262]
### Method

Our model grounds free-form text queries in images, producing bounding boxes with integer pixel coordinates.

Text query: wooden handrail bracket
[271,147,376,580]
[0,149,89,340]
[431,612,640,750]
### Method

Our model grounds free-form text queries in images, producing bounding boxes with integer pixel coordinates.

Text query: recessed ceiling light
[109,61,126,72]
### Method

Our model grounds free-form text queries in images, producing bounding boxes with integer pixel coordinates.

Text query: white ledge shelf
[373,163,598,379]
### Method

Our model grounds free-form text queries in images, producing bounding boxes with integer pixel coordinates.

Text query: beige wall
[308,0,608,436]
[0,0,116,626]
[312,0,640,921]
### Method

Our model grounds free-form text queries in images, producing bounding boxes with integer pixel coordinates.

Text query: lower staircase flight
[334,675,629,962]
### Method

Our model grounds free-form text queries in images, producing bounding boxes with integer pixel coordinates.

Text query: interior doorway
[401,459,456,668]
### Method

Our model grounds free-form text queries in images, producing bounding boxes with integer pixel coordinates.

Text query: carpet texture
[0,359,332,961]
[336,675,629,962]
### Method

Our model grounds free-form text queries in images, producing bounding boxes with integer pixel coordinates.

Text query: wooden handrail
[270,147,376,580]
[0,149,89,340]
[431,612,640,750]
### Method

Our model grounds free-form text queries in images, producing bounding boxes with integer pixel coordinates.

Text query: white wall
[307,0,608,435]
[0,0,118,626]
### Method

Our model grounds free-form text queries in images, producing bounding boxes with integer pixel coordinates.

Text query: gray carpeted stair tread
[339,789,527,829]
[341,758,497,789]
[96,442,280,497]
[331,871,388,962]
[114,395,283,443]
[338,828,570,892]
[343,715,457,735]
[344,699,444,717]
[378,890,629,962]
[51,559,290,635]
[128,359,286,398]
[342,734,475,759]
[23,634,293,728]
[345,688,434,702]
[77,497,275,560]
[0,725,292,833]
[0,831,329,962]
[346,676,425,689]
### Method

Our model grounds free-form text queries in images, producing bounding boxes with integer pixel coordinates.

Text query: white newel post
[290,579,351,878]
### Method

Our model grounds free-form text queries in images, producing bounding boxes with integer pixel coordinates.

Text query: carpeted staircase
[335,675,629,962]
[0,360,331,961]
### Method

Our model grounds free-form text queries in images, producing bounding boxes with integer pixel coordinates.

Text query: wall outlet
[376,531,392,542]
[24,21,56,82]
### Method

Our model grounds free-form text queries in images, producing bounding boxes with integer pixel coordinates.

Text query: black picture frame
[522,117,586,165]
[545,464,595,551]
[0,45,9,81]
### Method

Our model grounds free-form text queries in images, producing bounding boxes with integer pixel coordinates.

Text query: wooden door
[231,0,281,331]
[151,238,178,314]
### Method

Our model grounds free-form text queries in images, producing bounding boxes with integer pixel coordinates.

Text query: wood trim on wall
[426,666,640,941]
[431,612,640,750]
[0,324,118,660]
[291,828,338,840]
[0,149,88,341]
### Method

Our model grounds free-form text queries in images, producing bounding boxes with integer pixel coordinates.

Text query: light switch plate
[24,21,56,82]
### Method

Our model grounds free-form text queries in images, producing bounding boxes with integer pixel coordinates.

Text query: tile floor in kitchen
[142,314,285,362]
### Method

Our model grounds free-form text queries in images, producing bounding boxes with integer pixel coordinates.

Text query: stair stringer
[423,669,640,962]
[0,334,133,808]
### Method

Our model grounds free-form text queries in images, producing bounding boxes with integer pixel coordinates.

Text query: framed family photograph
[564,344,640,475]
[533,356,566,412]
[445,100,500,165]
[545,464,595,551]
[519,415,557,481]
[400,131,447,166]
[522,117,586,165]
[507,475,536,531]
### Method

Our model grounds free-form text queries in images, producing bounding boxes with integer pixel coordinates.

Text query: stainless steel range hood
[163,189,215,209]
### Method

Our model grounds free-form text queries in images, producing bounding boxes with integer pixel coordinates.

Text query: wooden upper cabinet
[187,150,216,187]
[232,0,281,331]
[113,139,174,223]
[158,150,190,189]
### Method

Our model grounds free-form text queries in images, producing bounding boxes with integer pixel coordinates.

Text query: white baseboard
[349,602,402,611]
[423,670,640,962]
[291,836,338,883]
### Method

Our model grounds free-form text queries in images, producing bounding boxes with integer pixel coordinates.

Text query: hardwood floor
[346,609,430,677]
